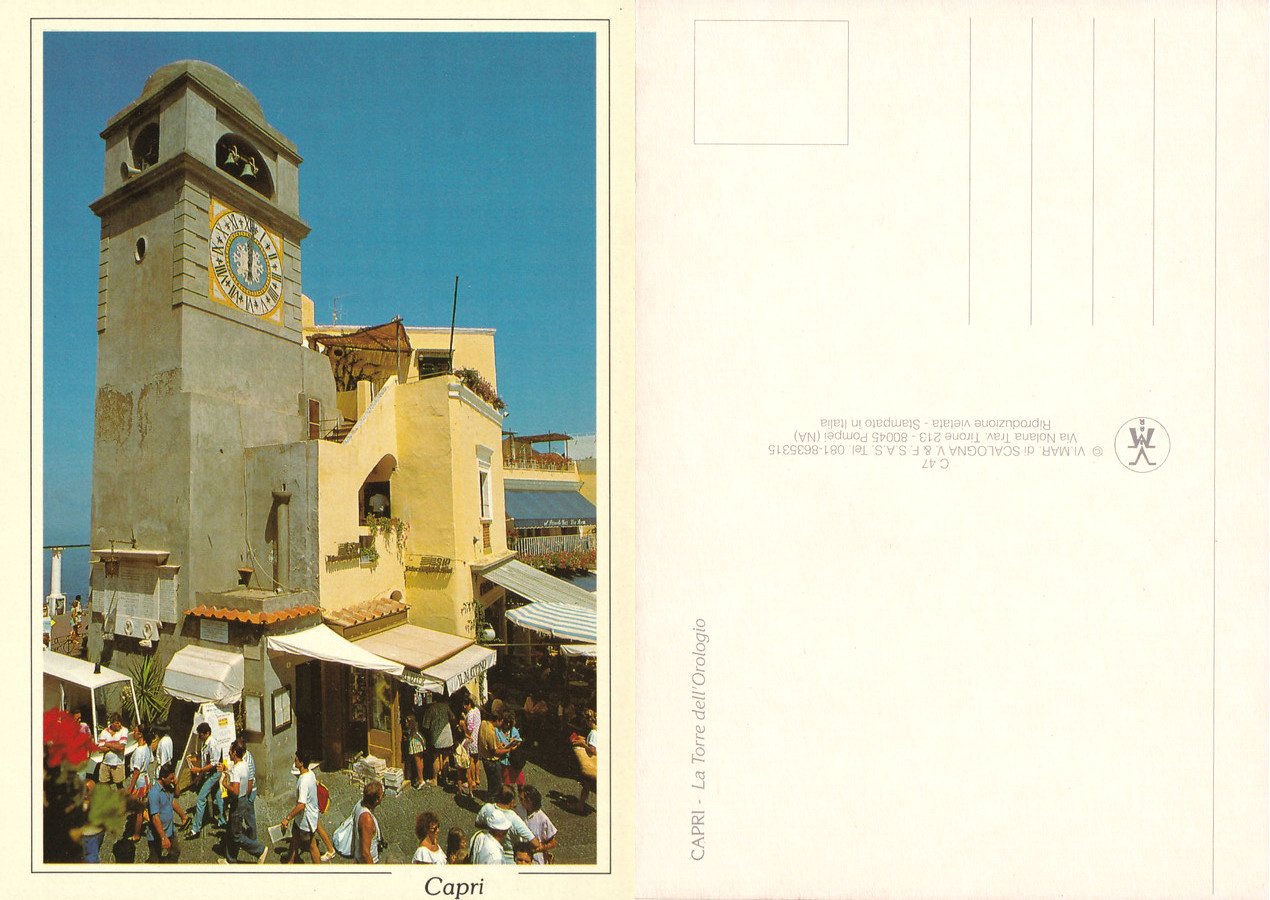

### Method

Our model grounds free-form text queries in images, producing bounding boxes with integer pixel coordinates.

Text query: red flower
[43,708,95,768]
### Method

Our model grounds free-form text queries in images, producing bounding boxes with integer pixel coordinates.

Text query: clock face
[208,201,284,321]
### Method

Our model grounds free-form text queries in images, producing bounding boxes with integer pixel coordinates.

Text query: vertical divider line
[968,17,973,326]
[1212,1,1218,894]
[1030,18,1034,326]
[1091,18,1096,325]
[1153,19,1157,326]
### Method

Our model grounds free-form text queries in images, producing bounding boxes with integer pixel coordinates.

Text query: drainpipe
[273,488,292,591]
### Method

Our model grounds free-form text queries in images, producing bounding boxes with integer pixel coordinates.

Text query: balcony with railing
[511,532,596,554]
[502,432,578,474]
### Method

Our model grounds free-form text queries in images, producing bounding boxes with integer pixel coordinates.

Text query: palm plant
[122,653,171,727]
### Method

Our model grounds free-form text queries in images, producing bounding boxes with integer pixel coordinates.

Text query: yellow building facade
[298,298,515,767]
[303,298,513,632]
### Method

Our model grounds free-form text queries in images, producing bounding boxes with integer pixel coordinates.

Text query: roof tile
[186,604,320,625]
[322,596,408,628]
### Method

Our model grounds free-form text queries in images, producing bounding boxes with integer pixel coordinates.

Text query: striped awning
[480,558,594,608]
[505,599,596,643]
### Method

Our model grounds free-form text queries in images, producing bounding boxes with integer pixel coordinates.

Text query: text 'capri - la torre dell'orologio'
[208,197,285,322]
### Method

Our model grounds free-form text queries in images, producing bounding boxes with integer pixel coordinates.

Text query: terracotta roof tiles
[186,604,320,625]
[322,596,408,628]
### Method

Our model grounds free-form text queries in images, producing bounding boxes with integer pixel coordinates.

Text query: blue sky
[42,31,598,600]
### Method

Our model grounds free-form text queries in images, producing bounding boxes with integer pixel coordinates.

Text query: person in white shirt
[411,810,446,864]
[126,725,154,842]
[153,725,174,770]
[281,753,321,863]
[219,740,268,864]
[468,809,510,865]
[475,786,541,863]
[185,723,224,838]
[520,785,558,864]
[97,712,129,787]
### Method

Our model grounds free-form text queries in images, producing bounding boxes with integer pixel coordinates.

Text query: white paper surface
[635,1,1267,897]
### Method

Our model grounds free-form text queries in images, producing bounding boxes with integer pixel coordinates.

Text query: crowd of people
[73,689,597,865]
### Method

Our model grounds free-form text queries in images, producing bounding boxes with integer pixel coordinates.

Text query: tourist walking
[125,725,153,841]
[280,752,321,863]
[97,712,128,788]
[220,740,268,864]
[468,809,510,864]
[496,709,524,787]
[152,725,173,771]
[476,786,541,864]
[461,695,481,798]
[353,781,385,864]
[70,596,84,640]
[412,811,446,864]
[478,707,504,801]
[520,785,558,864]
[572,708,598,812]
[405,714,426,789]
[421,692,455,786]
[185,723,224,838]
[146,762,188,863]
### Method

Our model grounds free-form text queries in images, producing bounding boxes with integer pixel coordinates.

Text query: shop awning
[265,624,404,675]
[559,643,598,657]
[163,645,245,705]
[506,599,597,643]
[420,644,498,693]
[504,488,596,528]
[481,558,595,608]
[353,624,473,672]
[44,651,132,691]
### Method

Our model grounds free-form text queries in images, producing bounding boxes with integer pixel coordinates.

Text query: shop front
[314,598,498,770]
[353,624,497,768]
[262,621,404,771]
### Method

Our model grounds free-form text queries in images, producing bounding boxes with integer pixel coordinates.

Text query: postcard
[25,3,635,898]
[634,0,1268,897]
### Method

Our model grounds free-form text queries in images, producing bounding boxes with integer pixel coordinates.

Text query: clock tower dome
[87,62,335,675]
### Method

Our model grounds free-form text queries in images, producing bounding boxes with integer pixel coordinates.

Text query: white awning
[480,558,595,608]
[163,645,245,705]
[420,644,497,693]
[266,624,404,675]
[354,624,473,672]
[559,643,598,657]
[43,651,140,738]
[43,651,132,691]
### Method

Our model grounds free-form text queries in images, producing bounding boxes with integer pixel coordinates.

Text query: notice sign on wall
[93,559,179,630]
[195,701,237,758]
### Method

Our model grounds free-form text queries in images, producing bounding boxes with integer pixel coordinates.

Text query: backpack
[331,812,356,858]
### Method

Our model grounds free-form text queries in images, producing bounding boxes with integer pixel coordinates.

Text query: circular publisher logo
[1115,417,1170,472]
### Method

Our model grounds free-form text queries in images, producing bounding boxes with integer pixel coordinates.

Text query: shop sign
[442,650,497,693]
[398,669,431,689]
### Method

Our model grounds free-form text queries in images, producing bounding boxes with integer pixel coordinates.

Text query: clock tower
[86,61,336,750]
